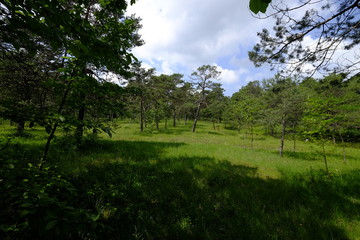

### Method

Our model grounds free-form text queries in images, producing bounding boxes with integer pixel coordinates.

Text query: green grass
[1,120,360,239]
[100,120,360,178]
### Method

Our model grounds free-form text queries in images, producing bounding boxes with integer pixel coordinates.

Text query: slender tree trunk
[192,103,201,132]
[140,95,144,132]
[40,61,78,170]
[322,140,329,172]
[293,133,296,152]
[156,119,159,130]
[339,131,346,163]
[40,82,72,170]
[173,111,176,127]
[292,125,296,152]
[16,120,25,135]
[279,118,286,157]
[75,94,86,145]
[251,126,254,148]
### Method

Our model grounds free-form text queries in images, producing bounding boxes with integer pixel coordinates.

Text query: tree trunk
[173,111,176,127]
[16,120,25,135]
[322,140,329,172]
[75,96,86,145]
[192,103,201,133]
[156,119,159,131]
[293,133,296,152]
[140,95,144,132]
[339,131,346,163]
[279,118,286,157]
[251,126,254,148]
[40,62,78,170]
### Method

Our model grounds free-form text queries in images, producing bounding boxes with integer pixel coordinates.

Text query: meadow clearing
[1,120,360,239]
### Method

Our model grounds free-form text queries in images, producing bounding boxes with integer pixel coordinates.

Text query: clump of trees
[224,73,360,164]
[0,0,143,165]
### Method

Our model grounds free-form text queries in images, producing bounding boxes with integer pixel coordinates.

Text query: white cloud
[127,0,275,85]
[126,0,360,95]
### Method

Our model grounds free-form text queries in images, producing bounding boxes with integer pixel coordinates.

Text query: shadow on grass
[63,140,359,240]
[131,125,193,136]
[74,139,186,162]
[2,138,360,239]
[207,131,222,135]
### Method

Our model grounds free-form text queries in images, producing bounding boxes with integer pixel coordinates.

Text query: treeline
[1,53,360,150]
[224,73,360,161]
[123,68,360,152]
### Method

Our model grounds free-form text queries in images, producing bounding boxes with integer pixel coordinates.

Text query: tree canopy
[248,0,360,77]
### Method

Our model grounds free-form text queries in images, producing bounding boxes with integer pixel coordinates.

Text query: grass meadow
[1,120,360,239]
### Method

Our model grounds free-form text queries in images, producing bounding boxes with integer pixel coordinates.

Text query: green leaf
[249,0,271,14]
[15,10,26,16]
[45,220,58,230]
[89,213,100,222]
[101,126,113,138]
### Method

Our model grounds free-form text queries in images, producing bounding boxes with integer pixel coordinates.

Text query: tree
[202,83,227,130]
[249,0,360,76]
[262,75,305,156]
[126,63,155,132]
[226,81,264,146]
[190,65,221,132]
[1,0,143,166]
[0,49,61,135]
[300,73,360,163]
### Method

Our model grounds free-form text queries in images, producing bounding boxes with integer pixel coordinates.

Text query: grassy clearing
[103,120,360,178]
[1,120,360,239]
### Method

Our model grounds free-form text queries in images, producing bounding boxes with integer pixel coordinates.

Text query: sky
[126,0,276,96]
[126,0,359,96]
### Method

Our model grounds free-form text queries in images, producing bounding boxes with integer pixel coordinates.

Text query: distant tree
[262,75,305,156]
[0,49,61,135]
[127,63,155,132]
[190,65,221,132]
[176,82,195,126]
[301,73,360,163]
[228,81,264,146]
[202,83,227,130]
[249,0,360,77]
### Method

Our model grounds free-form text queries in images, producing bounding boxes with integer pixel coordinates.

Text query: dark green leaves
[249,0,271,14]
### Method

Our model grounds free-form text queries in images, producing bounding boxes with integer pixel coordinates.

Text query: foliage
[190,65,221,132]
[249,0,360,76]
[0,138,104,239]
[249,0,271,14]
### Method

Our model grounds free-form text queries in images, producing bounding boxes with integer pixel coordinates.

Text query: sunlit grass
[100,120,360,178]
[1,119,360,239]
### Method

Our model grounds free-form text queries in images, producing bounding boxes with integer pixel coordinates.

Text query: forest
[1,0,360,239]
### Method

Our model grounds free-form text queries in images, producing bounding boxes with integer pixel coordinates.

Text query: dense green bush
[0,138,103,239]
